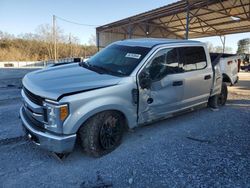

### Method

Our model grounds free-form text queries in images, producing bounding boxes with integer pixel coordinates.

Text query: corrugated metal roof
[97,0,249,43]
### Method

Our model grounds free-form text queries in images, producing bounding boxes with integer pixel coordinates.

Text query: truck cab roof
[114,38,203,48]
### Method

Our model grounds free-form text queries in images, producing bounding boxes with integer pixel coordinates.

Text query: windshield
[86,44,151,76]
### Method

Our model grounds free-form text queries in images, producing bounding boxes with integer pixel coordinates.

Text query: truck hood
[22,63,122,101]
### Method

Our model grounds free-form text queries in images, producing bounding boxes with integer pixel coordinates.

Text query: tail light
[227,61,232,65]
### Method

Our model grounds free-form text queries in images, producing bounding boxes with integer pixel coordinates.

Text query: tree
[0,28,98,61]
[35,24,86,59]
[36,24,63,60]
[0,31,15,40]
[205,42,214,52]
[205,42,232,53]
[237,38,250,54]
[88,34,96,46]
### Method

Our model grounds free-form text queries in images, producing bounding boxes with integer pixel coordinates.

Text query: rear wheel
[78,111,125,157]
[218,82,228,106]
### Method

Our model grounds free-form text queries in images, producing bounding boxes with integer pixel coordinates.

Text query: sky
[0,0,249,53]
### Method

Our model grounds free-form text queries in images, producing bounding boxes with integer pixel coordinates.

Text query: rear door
[178,46,213,107]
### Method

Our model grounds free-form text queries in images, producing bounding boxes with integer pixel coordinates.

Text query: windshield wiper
[79,61,104,74]
[93,65,126,77]
[79,61,126,77]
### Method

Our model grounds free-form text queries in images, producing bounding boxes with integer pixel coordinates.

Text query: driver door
[138,47,185,124]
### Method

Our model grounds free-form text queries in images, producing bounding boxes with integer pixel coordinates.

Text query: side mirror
[139,71,151,89]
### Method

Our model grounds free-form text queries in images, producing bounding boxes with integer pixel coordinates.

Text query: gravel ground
[0,69,249,188]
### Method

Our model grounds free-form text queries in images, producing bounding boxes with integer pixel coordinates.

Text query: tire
[218,82,228,106]
[208,94,218,109]
[78,111,125,157]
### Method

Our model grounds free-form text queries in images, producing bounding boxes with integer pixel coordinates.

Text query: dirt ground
[0,69,249,188]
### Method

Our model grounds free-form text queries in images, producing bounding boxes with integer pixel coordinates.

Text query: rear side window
[179,47,207,72]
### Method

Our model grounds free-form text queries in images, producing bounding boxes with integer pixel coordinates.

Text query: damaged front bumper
[20,106,76,153]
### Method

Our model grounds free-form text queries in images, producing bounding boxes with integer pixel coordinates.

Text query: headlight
[43,99,69,133]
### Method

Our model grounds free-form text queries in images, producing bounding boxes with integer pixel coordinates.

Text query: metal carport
[96,0,250,50]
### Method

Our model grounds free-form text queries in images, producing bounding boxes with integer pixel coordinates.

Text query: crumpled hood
[22,63,122,100]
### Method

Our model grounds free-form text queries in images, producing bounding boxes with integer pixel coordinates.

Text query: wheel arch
[222,73,232,84]
[78,109,130,133]
[63,98,137,135]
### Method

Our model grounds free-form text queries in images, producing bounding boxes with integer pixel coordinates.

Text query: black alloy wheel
[99,115,122,150]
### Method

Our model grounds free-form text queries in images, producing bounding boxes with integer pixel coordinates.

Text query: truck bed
[210,53,240,85]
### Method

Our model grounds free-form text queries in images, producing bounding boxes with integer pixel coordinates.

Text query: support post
[53,15,57,63]
[128,24,132,39]
[69,33,72,57]
[84,45,86,58]
[185,1,190,40]
[146,24,150,37]
[220,35,226,53]
[96,32,100,52]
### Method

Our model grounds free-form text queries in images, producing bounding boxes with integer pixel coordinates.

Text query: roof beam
[175,14,186,30]
[156,2,250,26]
[119,21,185,39]
[165,25,210,34]
[189,7,202,23]
[157,18,185,39]
[168,18,250,33]
[158,5,250,29]
[159,12,248,29]
[218,0,228,14]
[137,23,147,36]
[97,0,249,31]
[97,0,220,31]
[165,14,176,27]
[239,0,249,19]
[150,26,160,36]
[189,26,250,38]
[189,11,220,34]
[97,0,250,46]
[159,27,168,38]
[159,24,210,34]
[228,0,238,14]
[201,5,250,21]
[99,30,152,38]
[197,18,205,33]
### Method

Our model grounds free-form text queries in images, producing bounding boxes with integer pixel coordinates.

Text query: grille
[23,87,44,106]
[22,107,45,129]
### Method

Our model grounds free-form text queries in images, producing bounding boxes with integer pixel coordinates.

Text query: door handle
[172,81,183,86]
[204,75,211,80]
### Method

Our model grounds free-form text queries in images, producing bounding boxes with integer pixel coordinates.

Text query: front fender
[63,96,137,134]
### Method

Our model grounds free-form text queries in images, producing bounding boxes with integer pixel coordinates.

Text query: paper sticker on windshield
[125,53,141,59]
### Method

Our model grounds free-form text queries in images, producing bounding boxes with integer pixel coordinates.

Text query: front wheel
[78,111,125,157]
[218,82,228,106]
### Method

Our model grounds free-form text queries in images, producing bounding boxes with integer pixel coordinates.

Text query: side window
[146,48,182,81]
[179,47,207,72]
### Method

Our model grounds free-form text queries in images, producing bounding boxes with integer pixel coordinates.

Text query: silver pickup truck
[20,39,227,157]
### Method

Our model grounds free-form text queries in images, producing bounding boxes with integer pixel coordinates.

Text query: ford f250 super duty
[20,39,227,157]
